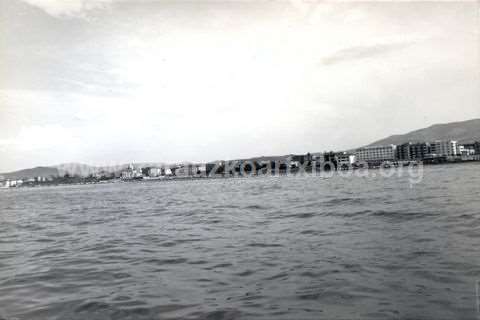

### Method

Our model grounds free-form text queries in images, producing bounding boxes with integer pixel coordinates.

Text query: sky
[0,0,479,172]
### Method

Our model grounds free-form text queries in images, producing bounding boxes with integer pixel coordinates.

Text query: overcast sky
[0,0,479,172]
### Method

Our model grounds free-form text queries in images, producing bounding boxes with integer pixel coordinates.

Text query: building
[458,144,476,156]
[148,168,163,177]
[458,142,480,156]
[334,152,355,170]
[322,152,336,163]
[354,145,397,163]
[287,153,312,165]
[396,142,430,161]
[164,167,173,176]
[396,143,410,160]
[2,179,23,187]
[121,164,143,180]
[429,140,458,157]
[174,164,197,177]
[335,152,355,164]
[410,143,430,160]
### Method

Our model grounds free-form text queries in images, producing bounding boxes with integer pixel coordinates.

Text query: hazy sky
[1,0,479,172]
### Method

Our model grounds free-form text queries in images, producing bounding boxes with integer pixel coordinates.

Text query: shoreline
[2,159,478,190]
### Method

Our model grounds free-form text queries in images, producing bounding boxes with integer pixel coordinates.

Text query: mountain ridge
[367,118,480,146]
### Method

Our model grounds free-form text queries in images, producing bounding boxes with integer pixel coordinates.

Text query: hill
[368,118,480,146]
[0,162,169,180]
[0,166,60,180]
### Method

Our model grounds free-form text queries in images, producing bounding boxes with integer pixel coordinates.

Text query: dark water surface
[1,163,479,319]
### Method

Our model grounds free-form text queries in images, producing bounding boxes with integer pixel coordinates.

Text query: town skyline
[1,117,479,178]
[1,0,479,172]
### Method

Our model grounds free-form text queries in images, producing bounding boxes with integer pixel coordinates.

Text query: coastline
[2,159,478,190]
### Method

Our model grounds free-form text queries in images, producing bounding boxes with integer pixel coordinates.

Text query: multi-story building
[429,140,458,157]
[459,142,480,155]
[355,144,397,163]
[396,142,430,161]
[458,144,476,156]
[396,143,410,161]
[335,152,356,165]
[410,142,430,160]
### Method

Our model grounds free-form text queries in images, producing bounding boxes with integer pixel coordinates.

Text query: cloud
[21,0,113,18]
[321,41,417,66]
[0,125,78,152]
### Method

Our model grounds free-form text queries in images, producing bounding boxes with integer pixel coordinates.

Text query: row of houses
[121,163,208,180]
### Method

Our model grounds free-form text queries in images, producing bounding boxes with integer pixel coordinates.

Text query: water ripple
[0,165,479,319]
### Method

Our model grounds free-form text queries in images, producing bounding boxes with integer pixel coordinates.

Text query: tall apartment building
[429,140,458,157]
[396,142,430,160]
[354,145,397,163]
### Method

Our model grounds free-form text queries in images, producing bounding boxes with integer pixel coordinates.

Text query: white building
[430,140,458,157]
[458,144,476,156]
[3,179,23,187]
[148,168,163,177]
[354,145,397,163]
[121,164,143,180]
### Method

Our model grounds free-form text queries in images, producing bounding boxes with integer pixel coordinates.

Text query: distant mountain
[0,166,60,180]
[368,118,480,146]
[0,162,171,180]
